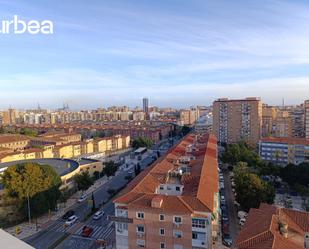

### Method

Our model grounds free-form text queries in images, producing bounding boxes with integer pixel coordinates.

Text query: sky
[0,0,308,109]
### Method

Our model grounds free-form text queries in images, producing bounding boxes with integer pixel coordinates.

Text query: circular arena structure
[0,158,102,189]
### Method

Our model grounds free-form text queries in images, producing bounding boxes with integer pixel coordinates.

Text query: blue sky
[0,0,308,109]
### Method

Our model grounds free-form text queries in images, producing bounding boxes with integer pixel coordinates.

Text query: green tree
[234,162,275,211]
[132,137,153,149]
[102,161,118,177]
[74,171,94,192]
[1,163,61,217]
[20,128,38,137]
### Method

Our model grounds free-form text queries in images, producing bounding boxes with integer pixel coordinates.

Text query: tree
[1,163,61,218]
[280,163,309,191]
[93,171,100,180]
[74,171,94,192]
[234,162,275,211]
[132,137,153,149]
[102,161,118,177]
[20,128,38,137]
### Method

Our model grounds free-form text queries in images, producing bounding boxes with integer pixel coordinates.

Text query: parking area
[219,165,241,248]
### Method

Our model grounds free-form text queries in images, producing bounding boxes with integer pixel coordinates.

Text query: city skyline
[1,0,309,108]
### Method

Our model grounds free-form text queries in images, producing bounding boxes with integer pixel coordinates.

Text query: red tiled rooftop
[114,133,219,213]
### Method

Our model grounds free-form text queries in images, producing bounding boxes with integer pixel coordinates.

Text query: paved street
[222,169,239,248]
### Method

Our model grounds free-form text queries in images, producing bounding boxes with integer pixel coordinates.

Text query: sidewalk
[5,177,109,240]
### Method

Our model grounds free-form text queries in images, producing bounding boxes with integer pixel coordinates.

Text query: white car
[239,218,246,226]
[238,211,248,219]
[65,215,78,226]
[93,210,104,220]
[78,194,87,203]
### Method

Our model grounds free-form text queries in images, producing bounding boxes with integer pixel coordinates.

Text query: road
[222,168,239,248]
[24,138,176,249]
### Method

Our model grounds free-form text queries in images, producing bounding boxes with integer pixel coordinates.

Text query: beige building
[113,133,219,249]
[262,105,278,137]
[305,100,309,139]
[179,109,199,126]
[0,135,30,150]
[213,97,262,145]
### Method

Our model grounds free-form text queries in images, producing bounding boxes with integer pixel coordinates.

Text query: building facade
[259,137,309,166]
[143,98,149,113]
[113,133,219,249]
[213,98,262,145]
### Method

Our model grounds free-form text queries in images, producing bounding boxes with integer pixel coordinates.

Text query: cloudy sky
[0,0,308,109]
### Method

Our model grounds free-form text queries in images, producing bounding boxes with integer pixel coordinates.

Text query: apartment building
[259,137,309,166]
[0,135,30,150]
[113,133,219,249]
[306,100,309,139]
[236,203,309,249]
[262,105,278,137]
[213,98,262,145]
[179,108,200,126]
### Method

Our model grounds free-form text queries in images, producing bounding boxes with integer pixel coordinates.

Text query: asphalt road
[222,168,239,248]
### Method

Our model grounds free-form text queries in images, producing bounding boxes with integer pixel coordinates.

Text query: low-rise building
[113,133,219,249]
[259,137,309,166]
[236,203,309,249]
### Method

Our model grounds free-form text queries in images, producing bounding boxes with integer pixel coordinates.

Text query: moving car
[65,215,78,226]
[81,226,94,237]
[78,194,87,203]
[62,210,75,220]
[93,210,104,220]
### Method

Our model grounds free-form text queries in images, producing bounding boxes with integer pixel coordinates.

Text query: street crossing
[74,224,114,239]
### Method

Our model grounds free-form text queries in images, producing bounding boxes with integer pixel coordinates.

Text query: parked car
[239,218,246,226]
[81,226,94,237]
[78,194,87,203]
[65,215,78,226]
[238,211,248,219]
[222,233,233,247]
[62,210,75,220]
[93,210,104,220]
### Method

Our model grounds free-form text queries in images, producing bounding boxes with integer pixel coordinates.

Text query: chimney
[279,221,288,238]
[151,196,163,208]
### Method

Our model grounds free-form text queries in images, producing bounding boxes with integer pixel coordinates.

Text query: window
[136,212,145,219]
[159,228,165,236]
[160,242,166,249]
[159,185,164,190]
[174,216,182,224]
[192,232,198,239]
[192,218,206,228]
[175,186,180,191]
[136,225,144,234]
[173,230,182,238]
[159,214,165,221]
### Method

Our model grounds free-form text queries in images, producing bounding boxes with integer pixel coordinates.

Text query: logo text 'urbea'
[0,15,53,35]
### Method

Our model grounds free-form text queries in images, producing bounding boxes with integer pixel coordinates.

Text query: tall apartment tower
[213,97,262,145]
[142,97,149,113]
[305,100,309,139]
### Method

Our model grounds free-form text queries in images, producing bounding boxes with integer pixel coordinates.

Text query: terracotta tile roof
[0,135,30,144]
[114,133,219,214]
[236,203,309,249]
[260,137,309,146]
